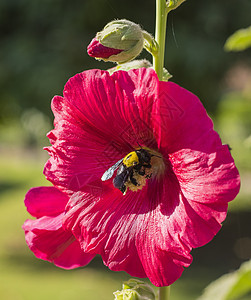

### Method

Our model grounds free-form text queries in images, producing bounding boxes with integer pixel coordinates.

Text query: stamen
[146,148,165,179]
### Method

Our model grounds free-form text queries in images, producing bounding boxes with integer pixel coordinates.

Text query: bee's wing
[101,158,123,181]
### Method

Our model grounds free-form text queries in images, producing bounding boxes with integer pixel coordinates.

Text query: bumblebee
[101,148,154,194]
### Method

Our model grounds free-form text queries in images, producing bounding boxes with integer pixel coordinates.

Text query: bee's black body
[112,149,152,194]
[101,148,155,194]
[113,165,134,194]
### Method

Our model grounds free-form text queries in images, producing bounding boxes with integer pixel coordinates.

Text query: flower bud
[87,19,144,64]
[113,279,156,300]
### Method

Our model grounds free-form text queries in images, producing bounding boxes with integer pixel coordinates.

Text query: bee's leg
[142,164,152,179]
[134,164,147,176]
[120,185,126,194]
[138,167,145,176]
[144,164,151,169]
[129,172,139,186]
[137,164,151,176]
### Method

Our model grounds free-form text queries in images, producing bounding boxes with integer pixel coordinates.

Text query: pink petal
[23,213,94,269]
[62,183,193,286]
[153,81,220,154]
[24,186,69,217]
[62,68,158,147]
[63,188,147,278]
[170,145,240,205]
[44,69,160,193]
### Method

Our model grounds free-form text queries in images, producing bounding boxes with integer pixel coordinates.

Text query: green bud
[96,19,144,63]
[113,279,156,300]
[114,289,139,300]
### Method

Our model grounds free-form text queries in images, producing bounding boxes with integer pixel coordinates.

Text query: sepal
[167,0,186,12]
[108,59,152,74]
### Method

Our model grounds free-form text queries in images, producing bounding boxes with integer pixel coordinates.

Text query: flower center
[123,147,165,194]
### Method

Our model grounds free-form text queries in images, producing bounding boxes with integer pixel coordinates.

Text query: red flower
[23,68,240,286]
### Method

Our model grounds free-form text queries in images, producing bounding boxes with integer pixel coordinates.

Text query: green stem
[153,0,168,80]
[158,286,171,300]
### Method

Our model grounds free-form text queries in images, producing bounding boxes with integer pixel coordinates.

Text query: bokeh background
[0,0,251,299]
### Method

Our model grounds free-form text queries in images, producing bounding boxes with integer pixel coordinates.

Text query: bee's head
[137,149,152,164]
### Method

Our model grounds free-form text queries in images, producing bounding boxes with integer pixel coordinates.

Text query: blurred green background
[0,0,251,299]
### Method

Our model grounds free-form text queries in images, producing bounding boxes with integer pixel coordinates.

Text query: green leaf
[224,26,251,52]
[197,260,251,300]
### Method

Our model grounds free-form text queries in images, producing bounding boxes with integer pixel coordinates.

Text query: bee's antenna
[137,142,142,149]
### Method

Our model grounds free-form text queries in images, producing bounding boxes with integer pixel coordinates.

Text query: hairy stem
[153,0,168,80]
